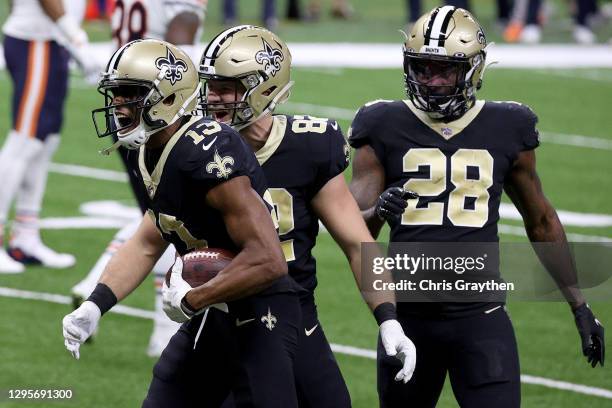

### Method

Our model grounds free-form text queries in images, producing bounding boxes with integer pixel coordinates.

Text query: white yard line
[1,286,610,399]
[49,163,128,182]
[498,224,612,243]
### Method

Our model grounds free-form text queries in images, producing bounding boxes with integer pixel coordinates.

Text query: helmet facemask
[92,77,165,150]
[199,71,261,129]
[200,68,288,131]
[404,51,482,120]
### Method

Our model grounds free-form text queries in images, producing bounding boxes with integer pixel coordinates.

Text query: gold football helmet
[403,6,488,119]
[92,39,200,152]
[198,25,293,129]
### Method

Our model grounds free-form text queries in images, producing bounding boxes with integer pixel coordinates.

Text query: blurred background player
[285,0,353,21]
[349,6,604,407]
[222,0,277,30]
[0,0,98,274]
[70,0,207,356]
[504,0,601,43]
[199,25,416,407]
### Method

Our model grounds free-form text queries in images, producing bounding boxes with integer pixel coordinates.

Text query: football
[166,248,234,287]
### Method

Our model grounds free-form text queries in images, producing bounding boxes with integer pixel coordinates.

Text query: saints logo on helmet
[403,6,489,119]
[198,25,294,130]
[92,39,200,153]
[255,39,285,77]
[155,48,189,85]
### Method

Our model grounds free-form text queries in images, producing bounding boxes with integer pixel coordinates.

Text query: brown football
[166,248,234,287]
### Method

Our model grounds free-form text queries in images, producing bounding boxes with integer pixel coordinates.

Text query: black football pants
[220,294,351,408]
[142,292,301,408]
[377,305,520,408]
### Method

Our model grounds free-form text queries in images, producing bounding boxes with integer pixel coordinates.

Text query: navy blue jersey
[349,100,539,317]
[137,116,296,294]
[255,115,349,292]
[349,99,539,243]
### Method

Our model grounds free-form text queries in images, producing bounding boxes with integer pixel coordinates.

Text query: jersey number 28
[402,148,493,228]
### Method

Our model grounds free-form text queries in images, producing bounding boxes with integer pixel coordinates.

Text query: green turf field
[0,1,611,406]
[0,63,610,407]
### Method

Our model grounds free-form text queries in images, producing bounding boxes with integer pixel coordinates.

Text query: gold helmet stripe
[425,5,455,48]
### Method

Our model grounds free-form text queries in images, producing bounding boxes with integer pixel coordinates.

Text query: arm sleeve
[348,105,371,149]
[519,105,540,151]
[162,0,206,23]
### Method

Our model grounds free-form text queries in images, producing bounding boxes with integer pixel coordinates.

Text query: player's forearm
[39,0,65,21]
[345,243,396,312]
[165,12,200,44]
[346,242,403,330]
[526,209,586,308]
[362,206,385,238]
[185,247,287,309]
[99,237,163,302]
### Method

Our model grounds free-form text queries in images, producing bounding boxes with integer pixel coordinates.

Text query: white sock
[0,131,43,230]
[71,219,141,298]
[15,134,60,216]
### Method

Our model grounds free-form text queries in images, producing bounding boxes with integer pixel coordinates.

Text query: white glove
[55,14,100,83]
[380,319,417,383]
[62,301,101,360]
[162,257,195,323]
[162,258,229,323]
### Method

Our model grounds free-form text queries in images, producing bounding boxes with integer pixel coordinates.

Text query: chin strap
[169,82,202,125]
[480,42,498,83]
[99,140,122,156]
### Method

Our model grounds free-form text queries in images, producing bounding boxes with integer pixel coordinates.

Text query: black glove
[375,187,418,222]
[573,303,605,367]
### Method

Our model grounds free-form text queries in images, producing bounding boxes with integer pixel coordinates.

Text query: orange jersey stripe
[15,41,36,134]
[28,42,50,138]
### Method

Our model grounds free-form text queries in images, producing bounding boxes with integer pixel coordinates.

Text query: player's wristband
[374,302,397,326]
[86,283,117,315]
[181,297,197,317]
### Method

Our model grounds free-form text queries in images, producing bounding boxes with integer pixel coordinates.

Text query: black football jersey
[349,99,539,243]
[137,115,295,293]
[349,99,539,316]
[255,115,349,292]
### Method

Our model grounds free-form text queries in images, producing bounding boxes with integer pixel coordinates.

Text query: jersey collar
[138,116,200,199]
[403,99,485,140]
[255,115,287,165]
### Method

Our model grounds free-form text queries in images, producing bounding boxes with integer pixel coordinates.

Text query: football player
[71,0,207,356]
[0,0,97,273]
[199,25,417,407]
[63,39,304,407]
[348,6,605,408]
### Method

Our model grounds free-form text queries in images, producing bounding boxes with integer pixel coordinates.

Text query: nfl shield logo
[442,127,453,137]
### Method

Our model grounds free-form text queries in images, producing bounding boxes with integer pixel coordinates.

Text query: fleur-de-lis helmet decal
[255,38,285,77]
[155,48,188,85]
